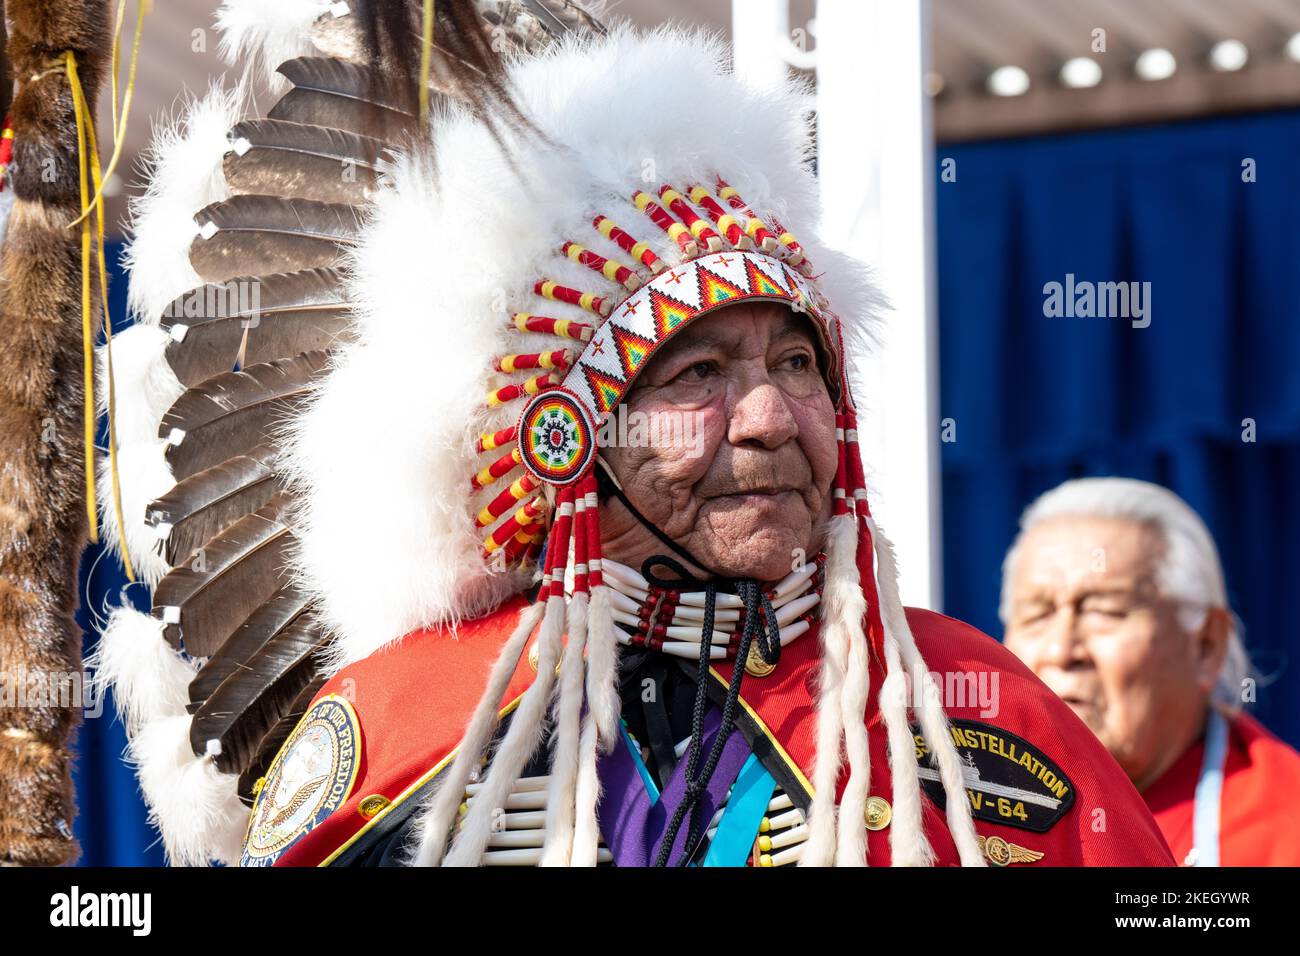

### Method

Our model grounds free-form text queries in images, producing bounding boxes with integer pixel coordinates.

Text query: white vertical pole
[814,0,941,609]
[730,0,791,88]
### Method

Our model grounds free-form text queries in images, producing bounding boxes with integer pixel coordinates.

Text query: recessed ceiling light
[1135,48,1177,81]
[1209,39,1248,72]
[1287,32,1300,62]
[1060,57,1102,88]
[987,65,1030,97]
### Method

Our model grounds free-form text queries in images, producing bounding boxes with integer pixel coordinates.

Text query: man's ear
[1194,607,1232,693]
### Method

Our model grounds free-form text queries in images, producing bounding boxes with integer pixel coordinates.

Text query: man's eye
[677,361,716,382]
[1016,605,1052,626]
[780,352,813,372]
[1082,605,1127,620]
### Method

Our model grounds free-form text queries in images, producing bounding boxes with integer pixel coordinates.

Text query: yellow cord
[69,0,150,228]
[419,0,436,125]
[66,50,135,580]
[110,0,127,136]
[78,64,135,582]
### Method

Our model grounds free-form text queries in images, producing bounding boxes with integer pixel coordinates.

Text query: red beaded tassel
[541,483,591,865]
[578,470,618,746]
[839,407,885,659]
[540,485,576,602]
[573,470,616,864]
[802,406,868,865]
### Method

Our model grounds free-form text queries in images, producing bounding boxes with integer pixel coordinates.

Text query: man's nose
[1040,605,1085,668]
[727,380,799,449]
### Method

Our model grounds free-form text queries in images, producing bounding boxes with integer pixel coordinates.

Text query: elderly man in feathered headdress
[97,0,1173,868]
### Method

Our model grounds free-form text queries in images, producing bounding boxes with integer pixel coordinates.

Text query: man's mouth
[713,483,798,497]
[712,488,799,504]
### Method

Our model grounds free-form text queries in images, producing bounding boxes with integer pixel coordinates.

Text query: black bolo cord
[595,461,782,865]
[633,565,782,865]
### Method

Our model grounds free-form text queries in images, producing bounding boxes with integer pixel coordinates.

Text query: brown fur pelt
[0,0,109,866]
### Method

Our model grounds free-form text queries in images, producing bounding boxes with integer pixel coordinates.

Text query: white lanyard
[1189,708,1230,867]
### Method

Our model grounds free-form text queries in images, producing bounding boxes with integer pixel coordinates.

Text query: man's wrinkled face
[598,301,838,584]
[1003,516,1224,790]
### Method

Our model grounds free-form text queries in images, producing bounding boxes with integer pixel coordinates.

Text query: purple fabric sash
[597,706,753,867]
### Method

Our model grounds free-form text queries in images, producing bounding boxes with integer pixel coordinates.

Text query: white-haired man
[1003,477,1300,866]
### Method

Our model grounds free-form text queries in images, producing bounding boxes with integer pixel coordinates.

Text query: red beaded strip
[714,178,780,253]
[495,526,544,566]
[832,412,851,517]
[477,425,517,454]
[535,279,612,318]
[593,215,664,275]
[494,349,570,374]
[631,190,698,257]
[658,185,723,253]
[512,312,594,342]
[476,474,540,528]
[687,185,753,250]
[471,447,522,491]
[767,214,812,274]
[562,241,642,292]
[580,476,602,588]
[572,491,589,595]
[487,372,555,407]
[545,488,577,600]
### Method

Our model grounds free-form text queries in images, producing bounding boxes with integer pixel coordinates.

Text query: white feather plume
[88,606,249,866]
[95,324,182,586]
[122,81,243,326]
[215,0,334,94]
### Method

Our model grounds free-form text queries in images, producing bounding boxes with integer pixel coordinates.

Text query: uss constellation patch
[241,694,361,866]
[912,719,1075,833]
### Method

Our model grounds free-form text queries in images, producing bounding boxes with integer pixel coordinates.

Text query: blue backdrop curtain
[936,108,1300,751]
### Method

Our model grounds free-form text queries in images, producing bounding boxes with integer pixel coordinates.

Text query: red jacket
[1143,708,1300,866]
[241,594,1174,867]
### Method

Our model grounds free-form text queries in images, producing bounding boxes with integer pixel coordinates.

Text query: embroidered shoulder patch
[911,719,1074,833]
[241,694,361,866]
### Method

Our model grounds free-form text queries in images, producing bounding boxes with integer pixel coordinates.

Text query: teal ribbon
[700,753,776,867]
[620,721,661,801]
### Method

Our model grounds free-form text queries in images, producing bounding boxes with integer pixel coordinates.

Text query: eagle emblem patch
[241,694,361,866]
[912,719,1075,833]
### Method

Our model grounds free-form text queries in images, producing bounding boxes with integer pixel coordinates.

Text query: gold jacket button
[864,795,892,831]
[358,794,390,819]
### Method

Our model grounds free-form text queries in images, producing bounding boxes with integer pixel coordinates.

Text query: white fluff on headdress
[95,323,182,586]
[88,606,248,866]
[122,82,243,326]
[281,26,882,673]
[215,0,335,94]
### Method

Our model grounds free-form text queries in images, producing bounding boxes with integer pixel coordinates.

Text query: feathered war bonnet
[285,25,983,866]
